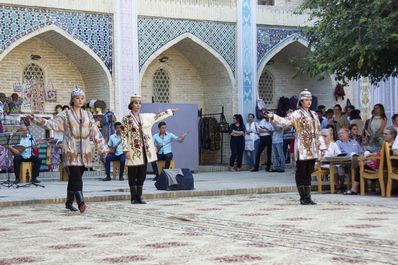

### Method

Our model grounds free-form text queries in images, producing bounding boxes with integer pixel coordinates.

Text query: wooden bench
[59,164,69,181]
[112,161,127,180]
[156,160,175,176]
[19,162,32,183]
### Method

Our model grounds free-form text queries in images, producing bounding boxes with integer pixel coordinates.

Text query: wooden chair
[311,162,330,193]
[358,143,385,196]
[385,143,398,197]
[156,160,175,176]
[19,162,32,183]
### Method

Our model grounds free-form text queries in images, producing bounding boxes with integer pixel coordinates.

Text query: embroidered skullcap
[88,99,97,108]
[299,88,312,101]
[130,94,141,102]
[71,87,85,98]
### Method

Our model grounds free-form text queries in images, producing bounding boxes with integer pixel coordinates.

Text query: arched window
[23,63,44,81]
[258,69,274,105]
[152,69,170,103]
[258,0,275,6]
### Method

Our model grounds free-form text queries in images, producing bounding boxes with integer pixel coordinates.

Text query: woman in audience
[229,114,245,171]
[244,113,259,168]
[320,128,341,158]
[349,109,364,136]
[365,104,387,152]
[332,104,349,132]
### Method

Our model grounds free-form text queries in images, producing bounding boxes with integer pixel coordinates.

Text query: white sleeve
[393,137,398,150]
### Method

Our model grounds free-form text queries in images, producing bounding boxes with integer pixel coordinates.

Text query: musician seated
[13,125,41,184]
[151,121,186,180]
[102,122,125,181]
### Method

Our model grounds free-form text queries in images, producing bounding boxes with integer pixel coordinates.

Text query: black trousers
[151,152,173,176]
[128,164,147,186]
[295,159,316,186]
[254,135,272,170]
[67,166,85,192]
[229,140,245,168]
[13,155,41,181]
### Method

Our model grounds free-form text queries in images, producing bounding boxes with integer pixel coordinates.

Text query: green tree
[297,0,398,83]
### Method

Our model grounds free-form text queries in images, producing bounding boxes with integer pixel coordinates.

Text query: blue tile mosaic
[257,27,305,66]
[0,5,113,73]
[138,17,236,74]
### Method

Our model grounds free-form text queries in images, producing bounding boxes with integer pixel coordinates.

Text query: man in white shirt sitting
[12,125,41,184]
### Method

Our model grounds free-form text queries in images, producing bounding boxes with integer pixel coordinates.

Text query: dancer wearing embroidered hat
[26,87,109,213]
[264,89,321,205]
[121,94,178,204]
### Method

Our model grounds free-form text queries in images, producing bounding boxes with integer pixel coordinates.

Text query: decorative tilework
[138,17,235,74]
[240,0,256,118]
[257,27,305,66]
[0,5,113,72]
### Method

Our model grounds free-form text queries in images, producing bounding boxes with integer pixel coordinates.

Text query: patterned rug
[0,193,397,265]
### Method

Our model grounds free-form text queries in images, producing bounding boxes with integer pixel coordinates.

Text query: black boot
[304,185,316,205]
[75,191,87,213]
[297,186,309,205]
[119,174,124,181]
[130,186,138,204]
[65,190,78,212]
[102,173,111,181]
[136,186,146,204]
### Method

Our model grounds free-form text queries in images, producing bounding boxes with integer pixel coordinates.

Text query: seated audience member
[326,124,338,142]
[344,126,397,195]
[320,128,341,158]
[337,128,364,156]
[336,128,364,195]
[321,109,334,129]
[349,109,364,136]
[392,114,398,132]
[349,124,362,144]
[365,126,397,171]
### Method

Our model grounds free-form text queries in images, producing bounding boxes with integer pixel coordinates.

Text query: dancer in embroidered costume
[27,87,109,213]
[122,94,178,204]
[265,89,321,205]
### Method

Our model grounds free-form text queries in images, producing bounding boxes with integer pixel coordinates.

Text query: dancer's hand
[25,113,34,121]
[171,108,179,114]
[125,151,131,160]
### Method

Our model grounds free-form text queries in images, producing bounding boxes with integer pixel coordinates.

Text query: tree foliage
[297,0,398,83]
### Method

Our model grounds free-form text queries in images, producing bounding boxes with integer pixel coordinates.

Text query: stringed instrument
[2,139,48,156]
[155,131,190,153]
[3,145,26,156]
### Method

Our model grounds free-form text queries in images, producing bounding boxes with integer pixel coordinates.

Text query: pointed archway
[257,36,335,109]
[140,34,236,116]
[0,25,114,111]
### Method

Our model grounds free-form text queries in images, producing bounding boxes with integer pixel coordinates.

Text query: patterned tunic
[272,108,321,161]
[121,109,173,166]
[34,109,108,167]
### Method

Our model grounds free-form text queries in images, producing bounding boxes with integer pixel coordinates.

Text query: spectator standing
[271,123,285,172]
[251,112,273,172]
[229,114,245,171]
[244,113,259,168]
[365,104,387,152]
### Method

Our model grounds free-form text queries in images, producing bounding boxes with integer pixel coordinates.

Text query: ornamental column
[115,0,140,118]
[237,0,257,118]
